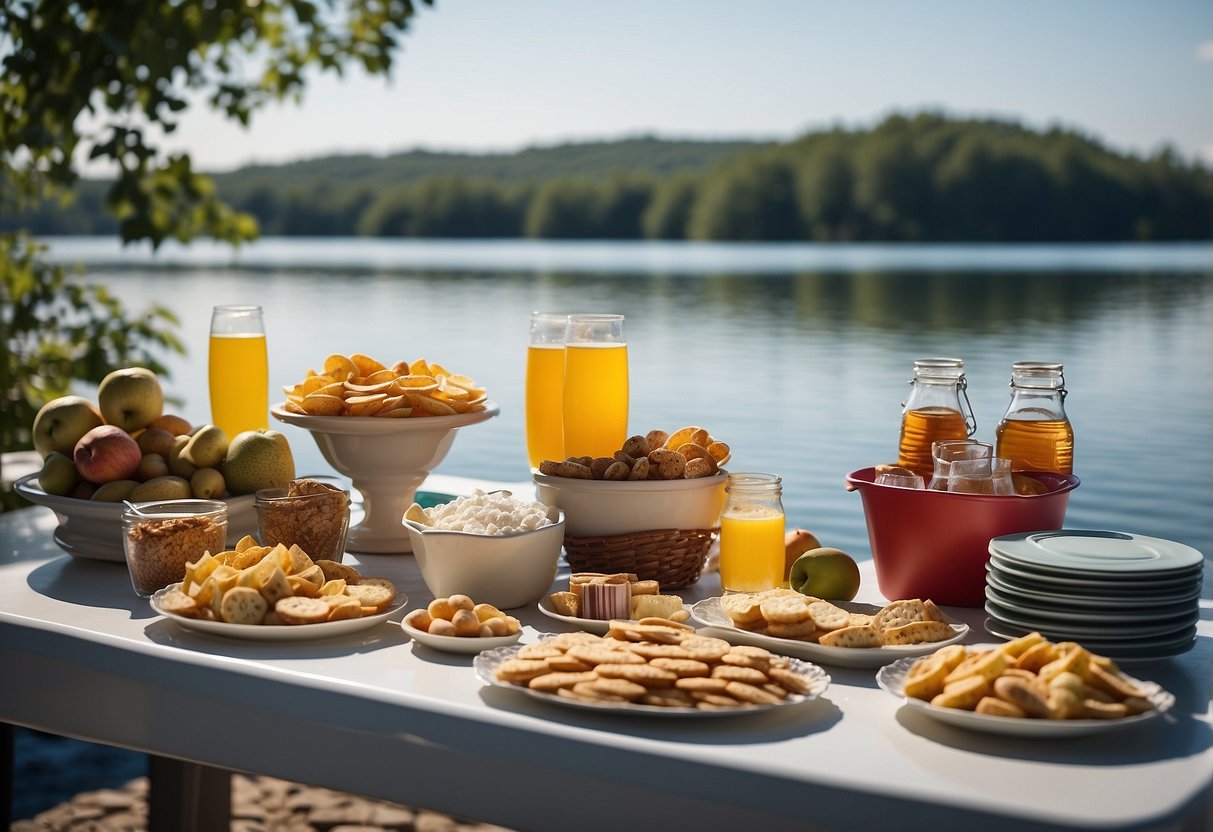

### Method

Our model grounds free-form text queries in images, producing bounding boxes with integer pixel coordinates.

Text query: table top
[2,485,1210,832]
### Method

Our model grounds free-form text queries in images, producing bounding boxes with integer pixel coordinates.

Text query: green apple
[97,367,163,432]
[32,396,104,457]
[789,547,861,601]
[222,429,295,495]
[38,451,79,496]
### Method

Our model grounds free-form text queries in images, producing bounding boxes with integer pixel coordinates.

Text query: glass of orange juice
[208,305,268,438]
[525,312,568,469]
[562,313,628,459]
[719,472,786,593]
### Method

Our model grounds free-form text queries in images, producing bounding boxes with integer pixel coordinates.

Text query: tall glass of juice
[209,305,268,438]
[526,312,568,469]
[562,314,628,459]
[719,472,785,593]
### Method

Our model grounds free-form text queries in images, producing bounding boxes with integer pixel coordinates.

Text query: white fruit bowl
[271,402,499,554]
[532,471,728,537]
[14,473,257,562]
[403,505,564,609]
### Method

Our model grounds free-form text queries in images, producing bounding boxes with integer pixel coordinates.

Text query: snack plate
[537,595,693,635]
[690,597,969,669]
[401,619,521,654]
[151,584,407,641]
[474,639,830,718]
[876,650,1174,737]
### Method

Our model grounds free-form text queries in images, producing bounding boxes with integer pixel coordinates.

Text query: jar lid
[725,472,782,492]
[1010,361,1065,388]
[912,357,965,380]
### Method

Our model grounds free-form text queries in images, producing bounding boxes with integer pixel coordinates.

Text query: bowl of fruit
[16,368,291,561]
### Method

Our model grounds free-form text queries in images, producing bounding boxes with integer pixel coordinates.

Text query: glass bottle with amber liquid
[897,358,976,480]
[995,362,1074,474]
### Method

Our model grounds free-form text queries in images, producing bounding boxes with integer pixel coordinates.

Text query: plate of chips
[691,594,968,668]
[280,354,488,418]
[475,627,830,717]
[876,643,1174,737]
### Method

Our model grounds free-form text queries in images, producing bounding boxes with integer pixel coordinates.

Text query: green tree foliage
[643,172,701,240]
[1,0,432,467]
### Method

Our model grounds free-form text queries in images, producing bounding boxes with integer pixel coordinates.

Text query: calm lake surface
[43,238,1213,586]
[15,237,1213,819]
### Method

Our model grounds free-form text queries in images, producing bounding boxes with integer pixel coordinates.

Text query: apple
[73,425,142,484]
[223,429,295,494]
[789,547,861,601]
[97,367,163,432]
[148,414,192,436]
[38,451,79,496]
[136,428,177,459]
[32,396,104,457]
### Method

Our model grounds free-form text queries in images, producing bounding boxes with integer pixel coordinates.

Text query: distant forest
[8,113,1212,242]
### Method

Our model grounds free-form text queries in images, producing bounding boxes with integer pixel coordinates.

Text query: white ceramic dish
[475,641,830,717]
[401,619,521,654]
[16,473,257,563]
[982,618,1197,661]
[532,470,727,537]
[536,594,694,635]
[150,583,407,641]
[877,651,1174,737]
[403,504,564,609]
[271,402,499,554]
[989,530,1204,575]
[690,597,969,669]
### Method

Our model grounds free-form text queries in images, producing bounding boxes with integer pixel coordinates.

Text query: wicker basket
[561,527,717,589]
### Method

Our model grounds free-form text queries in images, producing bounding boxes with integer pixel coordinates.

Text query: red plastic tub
[844,467,1080,607]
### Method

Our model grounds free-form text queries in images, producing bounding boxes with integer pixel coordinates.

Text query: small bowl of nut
[533,427,730,538]
[401,594,522,653]
[402,491,564,609]
[122,499,228,597]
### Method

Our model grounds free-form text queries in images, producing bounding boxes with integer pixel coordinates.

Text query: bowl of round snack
[402,491,564,610]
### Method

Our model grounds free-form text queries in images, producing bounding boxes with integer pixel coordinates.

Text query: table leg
[147,756,230,832]
[1,722,12,829]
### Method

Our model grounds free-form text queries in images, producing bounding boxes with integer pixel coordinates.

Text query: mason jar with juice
[897,358,975,480]
[719,472,786,593]
[995,361,1074,474]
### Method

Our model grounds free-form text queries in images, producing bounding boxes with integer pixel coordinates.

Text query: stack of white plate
[985,530,1204,663]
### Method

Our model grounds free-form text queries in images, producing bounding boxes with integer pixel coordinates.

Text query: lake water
[42,237,1213,579]
[15,237,1213,818]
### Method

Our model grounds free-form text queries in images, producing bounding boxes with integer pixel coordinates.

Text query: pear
[130,475,192,502]
[190,467,226,499]
[168,435,196,479]
[223,430,295,495]
[181,425,229,469]
[92,479,140,502]
[38,451,79,496]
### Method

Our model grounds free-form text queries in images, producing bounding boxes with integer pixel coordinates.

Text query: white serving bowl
[403,505,564,609]
[14,473,256,563]
[272,402,499,554]
[533,471,727,537]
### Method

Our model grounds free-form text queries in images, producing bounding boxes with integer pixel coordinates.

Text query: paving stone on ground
[15,774,518,831]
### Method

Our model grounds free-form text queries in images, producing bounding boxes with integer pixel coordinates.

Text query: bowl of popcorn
[402,490,564,609]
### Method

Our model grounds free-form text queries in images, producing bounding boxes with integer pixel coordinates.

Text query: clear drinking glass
[928,439,994,490]
[561,314,628,459]
[209,305,268,438]
[525,312,569,469]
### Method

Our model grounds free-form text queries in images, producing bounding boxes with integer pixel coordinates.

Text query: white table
[1,492,1210,832]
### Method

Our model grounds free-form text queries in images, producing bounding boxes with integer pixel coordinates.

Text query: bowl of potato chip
[272,353,498,554]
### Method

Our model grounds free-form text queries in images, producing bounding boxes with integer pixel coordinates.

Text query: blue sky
[166,0,1213,171]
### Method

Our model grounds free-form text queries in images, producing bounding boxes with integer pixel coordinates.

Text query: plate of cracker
[876,637,1174,737]
[537,595,693,635]
[690,592,968,669]
[151,583,407,641]
[475,619,830,717]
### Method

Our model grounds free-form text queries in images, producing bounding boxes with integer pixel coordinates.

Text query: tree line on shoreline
[8,113,1211,242]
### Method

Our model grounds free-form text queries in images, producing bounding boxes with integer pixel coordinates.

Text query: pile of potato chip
[903,632,1157,720]
[157,536,397,625]
[539,426,731,481]
[281,353,487,418]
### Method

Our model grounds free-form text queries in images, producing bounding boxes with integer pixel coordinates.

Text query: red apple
[74,425,142,484]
